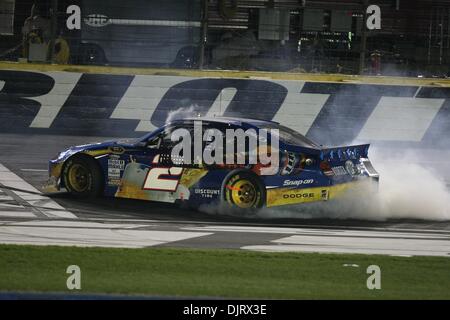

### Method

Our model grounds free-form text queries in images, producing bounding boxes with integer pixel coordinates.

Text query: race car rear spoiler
[319,144,370,161]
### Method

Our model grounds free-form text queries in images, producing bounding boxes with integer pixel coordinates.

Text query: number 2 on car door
[142,167,183,191]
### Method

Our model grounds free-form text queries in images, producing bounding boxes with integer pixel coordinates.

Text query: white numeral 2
[142,167,183,191]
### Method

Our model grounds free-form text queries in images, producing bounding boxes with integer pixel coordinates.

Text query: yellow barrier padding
[49,37,70,65]
[1,60,450,87]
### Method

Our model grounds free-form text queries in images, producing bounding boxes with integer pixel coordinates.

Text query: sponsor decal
[283,192,315,199]
[266,179,373,207]
[108,168,121,178]
[280,152,298,175]
[194,189,220,199]
[84,14,110,27]
[107,157,125,186]
[108,178,121,186]
[108,158,125,170]
[282,179,314,187]
[109,146,125,154]
[266,186,327,207]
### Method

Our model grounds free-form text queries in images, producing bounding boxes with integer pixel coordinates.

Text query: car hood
[53,139,137,162]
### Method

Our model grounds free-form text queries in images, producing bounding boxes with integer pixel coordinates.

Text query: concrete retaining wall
[1,66,449,149]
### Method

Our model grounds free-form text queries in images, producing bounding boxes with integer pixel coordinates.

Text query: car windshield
[261,123,321,149]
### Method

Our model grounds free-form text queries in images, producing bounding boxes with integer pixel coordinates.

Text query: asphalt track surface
[0,133,449,257]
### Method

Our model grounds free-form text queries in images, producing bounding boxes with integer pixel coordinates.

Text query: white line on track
[183,225,450,257]
[0,164,448,255]
[20,169,48,172]
[181,225,450,236]
[0,220,213,248]
[247,232,450,257]
[0,163,76,219]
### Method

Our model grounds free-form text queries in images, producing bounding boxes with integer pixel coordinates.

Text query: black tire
[62,156,104,198]
[221,170,265,209]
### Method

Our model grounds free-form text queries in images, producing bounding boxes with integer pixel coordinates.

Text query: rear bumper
[328,176,379,200]
[266,175,379,207]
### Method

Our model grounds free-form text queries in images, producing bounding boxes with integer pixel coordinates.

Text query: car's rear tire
[63,156,103,198]
[222,171,265,210]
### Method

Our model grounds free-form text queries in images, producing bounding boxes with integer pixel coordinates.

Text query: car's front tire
[63,156,103,198]
[222,171,265,210]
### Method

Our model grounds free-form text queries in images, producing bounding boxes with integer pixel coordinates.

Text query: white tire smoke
[256,148,450,221]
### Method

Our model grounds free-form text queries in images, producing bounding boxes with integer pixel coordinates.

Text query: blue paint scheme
[47,117,378,207]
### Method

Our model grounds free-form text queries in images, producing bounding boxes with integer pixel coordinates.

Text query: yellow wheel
[67,163,89,193]
[63,156,103,198]
[223,172,264,209]
[229,179,257,208]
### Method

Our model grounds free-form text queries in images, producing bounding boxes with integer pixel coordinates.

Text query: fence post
[47,0,58,63]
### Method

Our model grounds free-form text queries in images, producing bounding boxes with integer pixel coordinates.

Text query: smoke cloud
[254,148,450,221]
[168,91,449,222]
[165,105,200,125]
[254,82,450,222]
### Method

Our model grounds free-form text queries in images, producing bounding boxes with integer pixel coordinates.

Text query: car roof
[170,116,279,128]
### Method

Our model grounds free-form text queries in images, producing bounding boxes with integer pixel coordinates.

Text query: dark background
[1,0,450,76]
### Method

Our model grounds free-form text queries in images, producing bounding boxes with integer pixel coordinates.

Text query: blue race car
[44,117,379,209]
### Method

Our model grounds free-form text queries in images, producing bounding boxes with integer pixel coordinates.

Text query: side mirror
[145,134,164,150]
[136,137,159,149]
